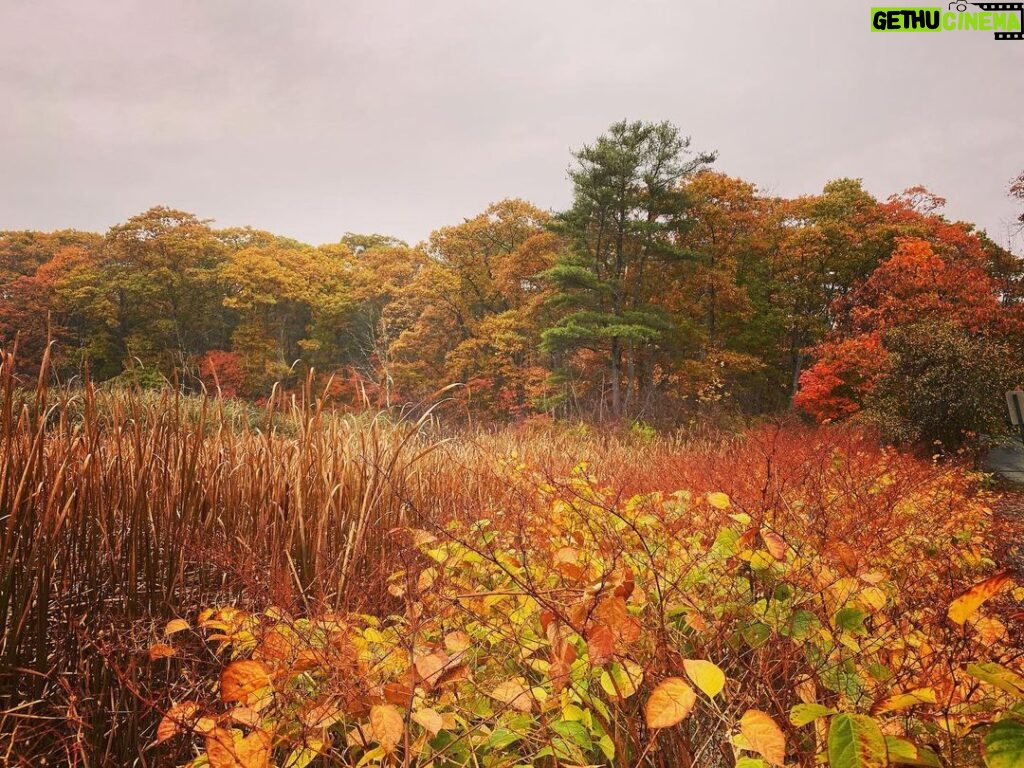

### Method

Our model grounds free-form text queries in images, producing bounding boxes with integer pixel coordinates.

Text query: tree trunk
[610,336,622,420]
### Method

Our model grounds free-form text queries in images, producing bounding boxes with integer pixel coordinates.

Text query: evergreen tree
[542,120,715,419]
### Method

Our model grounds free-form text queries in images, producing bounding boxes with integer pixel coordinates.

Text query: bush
[866,321,1024,448]
[148,455,1016,767]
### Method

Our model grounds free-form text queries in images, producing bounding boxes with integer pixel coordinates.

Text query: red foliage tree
[198,350,245,398]
[796,237,1017,430]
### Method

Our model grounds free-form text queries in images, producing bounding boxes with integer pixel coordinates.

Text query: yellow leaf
[282,736,326,768]
[644,677,697,729]
[947,572,1014,625]
[164,618,189,636]
[740,709,786,766]
[370,704,405,753]
[707,492,731,510]
[857,586,888,613]
[870,687,937,715]
[489,678,534,712]
[683,659,726,698]
[220,660,273,704]
[598,659,643,700]
[411,707,444,735]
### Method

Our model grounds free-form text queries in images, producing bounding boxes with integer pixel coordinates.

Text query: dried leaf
[490,678,533,713]
[411,707,444,736]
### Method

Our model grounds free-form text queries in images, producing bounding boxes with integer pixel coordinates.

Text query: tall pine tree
[542,120,715,419]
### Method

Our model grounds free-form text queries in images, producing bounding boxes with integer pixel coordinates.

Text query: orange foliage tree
[797,236,1024,443]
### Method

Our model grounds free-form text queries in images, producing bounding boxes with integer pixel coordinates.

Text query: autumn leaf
[383,680,414,706]
[148,643,175,661]
[644,678,697,728]
[220,660,273,704]
[973,615,1008,645]
[599,659,643,700]
[299,698,344,729]
[164,618,189,636]
[707,492,731,509]
[593,594,642,644]
[413,650,449,688]
[740,710,786,766]
[870,687,937,715]
[443,631,471,653]
[228,707,262,728]
[490,678,534,712]
[827,714,886,768]
[411,707,444,736]
[370,704,405,752]
[586,623,616,666]
[761,530,787,560]
[683,659,726,698]
[947,572,1014,625]
[206,727,271,768]
[156,701,201,743]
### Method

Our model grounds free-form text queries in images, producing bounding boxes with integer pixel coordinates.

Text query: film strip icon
[969,1,1024,38]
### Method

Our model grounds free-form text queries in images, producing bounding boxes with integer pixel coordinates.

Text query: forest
[2,121,1024,768]
[3,121,1023,443]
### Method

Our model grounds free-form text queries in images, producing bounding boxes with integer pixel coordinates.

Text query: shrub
[867,321,1024,448]
[149,457,1018,767]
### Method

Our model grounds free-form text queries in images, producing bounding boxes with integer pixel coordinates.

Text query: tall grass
[0,353,448,765]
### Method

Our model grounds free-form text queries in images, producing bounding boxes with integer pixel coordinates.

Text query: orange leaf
[383,680,414,706]
[413,651,449,688]
[586,624,615,666]
[148,643,175,661]
[300,698,344,729]
[644,677,697,728]
[948,572,1014,625]
[205,727,271,768]
[220,660,272,704]
[156,701,199,743]
[761,530,787,560]
[553,546,583,580]
[164,618,189,636]
[370,704,405,753]
[740,710,786,766]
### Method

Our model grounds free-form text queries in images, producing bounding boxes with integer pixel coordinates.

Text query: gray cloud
[2,0,1022,250]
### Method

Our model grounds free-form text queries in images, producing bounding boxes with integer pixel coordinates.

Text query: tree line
[2,121,1022,443]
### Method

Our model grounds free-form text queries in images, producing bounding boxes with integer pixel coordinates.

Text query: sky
[2,0,1022,251]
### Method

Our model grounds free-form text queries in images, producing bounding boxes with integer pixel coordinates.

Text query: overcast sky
[2,0,1022,251]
